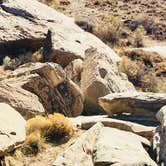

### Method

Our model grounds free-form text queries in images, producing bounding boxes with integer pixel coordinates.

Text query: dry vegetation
[119,50,166,92]
[22,113,75,155]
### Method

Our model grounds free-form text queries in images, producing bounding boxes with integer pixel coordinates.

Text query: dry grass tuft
[94,16,123,47]
[23,113,75,155]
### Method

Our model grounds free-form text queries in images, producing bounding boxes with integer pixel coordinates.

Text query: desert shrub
[22,131,44,155]
[23,113,74,155]
[119,56,166,92]
[94,16,123,47]
[38,0,60,8]
[132,25,146,47]
[26,113,74,141]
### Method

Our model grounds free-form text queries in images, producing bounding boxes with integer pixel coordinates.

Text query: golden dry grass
[23,113,75,155]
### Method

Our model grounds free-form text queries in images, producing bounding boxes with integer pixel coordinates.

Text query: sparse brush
[94,16,123,47]
[22,131,45,155]
[26,113,74,141]
[23,113,75,155]
[132,25,146,47]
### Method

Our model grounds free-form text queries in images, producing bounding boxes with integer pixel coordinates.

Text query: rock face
[99,92,166,117]
[70,115,155,140]
[53,123,103,166]
[0,83,45,119]
[81,48,135,112]
[93,127,157,166]
[1,62,83,118]
[64,59,83,86]
[0,103,26,157]
[0,0,119,66]
[153,105,166,165]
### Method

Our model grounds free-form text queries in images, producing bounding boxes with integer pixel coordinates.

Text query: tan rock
[0,103,26,157]
[53,123,103,166]
[93,127,157,166]
[99,92,166,117]
[70,115,155,140]
[3,62,83,117]
[81,48,135,112]
[0,83,45,119]
[64,59,83,86]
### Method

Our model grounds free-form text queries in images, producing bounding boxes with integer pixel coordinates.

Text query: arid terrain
[0,0,166,166]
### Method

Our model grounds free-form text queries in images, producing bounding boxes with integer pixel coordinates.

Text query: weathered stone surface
[53,123,103,166]
[70,115,155,140]
[99,92,166,117]
[64,59,83,86]
[0,83,45,119]
[81,48,135,112]
[2,62,84,118]
[0,0,120,67]
[0,103,26,157]
[153,105,166,165]
[93,127,157,166]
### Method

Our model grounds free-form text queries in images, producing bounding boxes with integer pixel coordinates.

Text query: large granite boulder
[99,92,166,118]
[93,127,157,166]
[1,62,83,118]
[0,103,26,157]
[81,48,135,112]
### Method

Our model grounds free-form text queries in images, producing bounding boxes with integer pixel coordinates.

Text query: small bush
[26,113,74,141]
[23,113,75,155]
[132,25,146,47]
[94,16,123,47]
[22,131,44,155]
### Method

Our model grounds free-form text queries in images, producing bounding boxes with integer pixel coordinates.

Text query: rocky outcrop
[99,92,166,117]
[0,103,26,157]
[81,48,135,112]
[53,123,103,166]
[1,62,83,118]
[0,83,45,119]
[153,105,166,165]
[70,115,155,140]
[64,59,83,86]
[0,0,120,67]
[93,127,157,166]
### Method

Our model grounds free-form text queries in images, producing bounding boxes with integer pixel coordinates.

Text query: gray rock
[0,103,26,157]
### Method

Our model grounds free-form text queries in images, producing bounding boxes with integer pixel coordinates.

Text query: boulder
[0,83,45,119]
[99,92,166,117]
[153,105,166,165]
[70,115,155,140]
[0,103,26,157]
[81,48,135,112]
[93,127,157,166]
[0,0,120,67]
[1,62,83,118]
[53,123,103,166]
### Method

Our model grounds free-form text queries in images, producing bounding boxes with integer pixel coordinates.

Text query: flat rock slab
[99,92,166,117]
[0,103,26,157]
[53,123,103,166]
[93,127,157,166]
[70,115,155,140]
